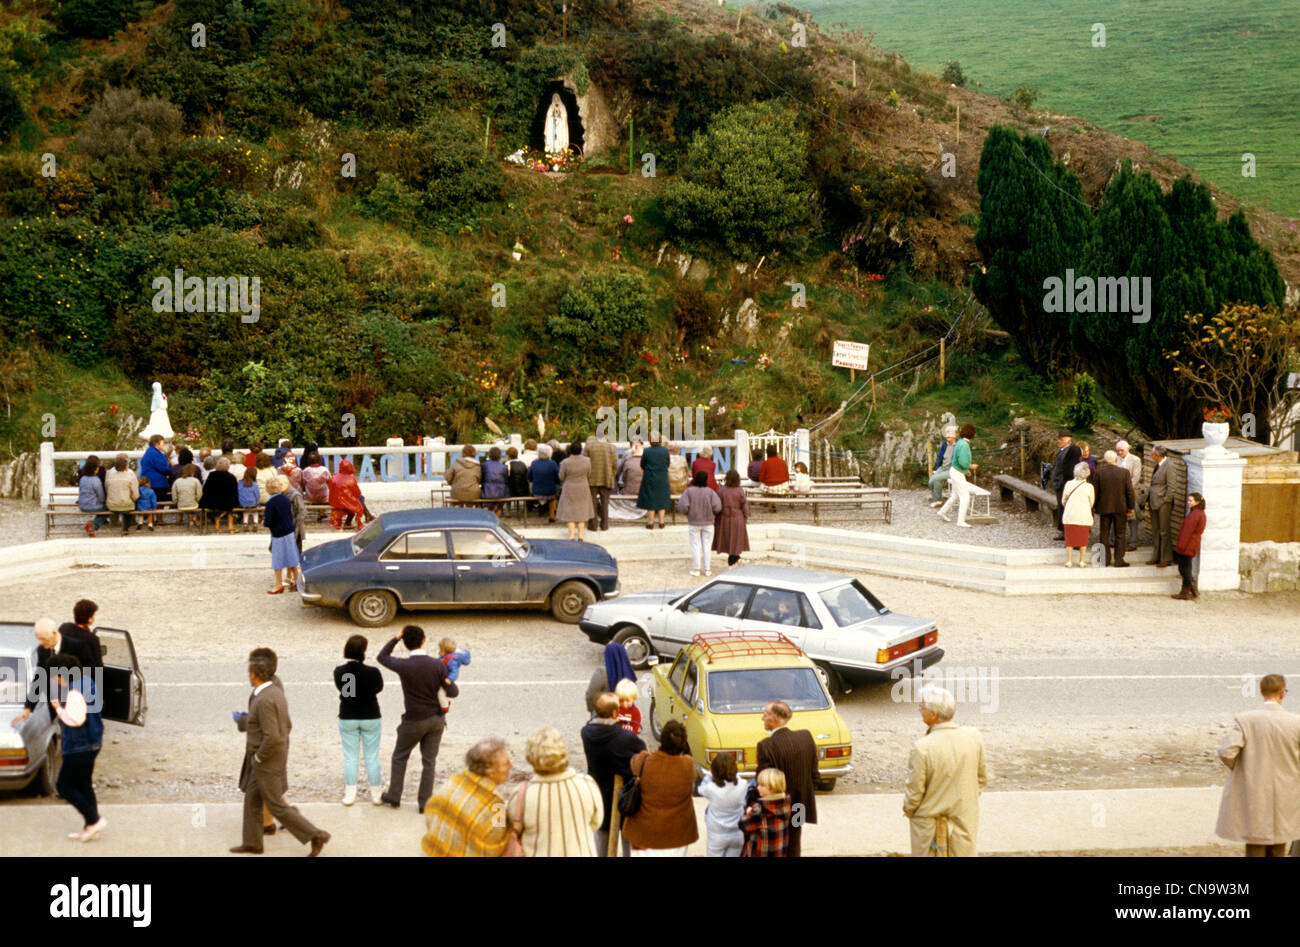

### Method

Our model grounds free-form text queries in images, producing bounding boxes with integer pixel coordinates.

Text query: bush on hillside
[1061,372,1101,429]
[56,0,138,39]
[76,87,185,219]
[547,271,651,370]
[662,101,813,257]
[0,76,25,142]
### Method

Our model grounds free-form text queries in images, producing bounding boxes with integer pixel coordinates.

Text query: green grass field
[806,0,1300,217]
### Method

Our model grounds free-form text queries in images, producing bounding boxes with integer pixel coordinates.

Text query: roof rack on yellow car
[689,630,803,663]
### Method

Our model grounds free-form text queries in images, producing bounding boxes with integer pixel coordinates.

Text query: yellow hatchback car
[648,631,853,791]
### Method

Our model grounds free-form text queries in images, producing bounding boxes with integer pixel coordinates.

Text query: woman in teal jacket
[936,424,975,528]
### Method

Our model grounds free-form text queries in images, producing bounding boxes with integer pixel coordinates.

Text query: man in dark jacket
[1049,432,1082,537]
[377,625,457,812]
[10,618,98,726]
[756,700,819,857]
[581,691,646,857]
[1091,451,1136,567]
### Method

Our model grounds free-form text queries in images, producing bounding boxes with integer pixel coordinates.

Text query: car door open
[95,628,147,726]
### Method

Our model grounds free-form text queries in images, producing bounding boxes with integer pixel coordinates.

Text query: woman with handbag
[620,719,699,856]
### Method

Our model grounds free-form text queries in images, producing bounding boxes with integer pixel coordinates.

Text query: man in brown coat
[756,700,818,857]
[231,654,329,856]
[585,433,617,531]
[1091,450,1135,567]
[1215,674,1300,856]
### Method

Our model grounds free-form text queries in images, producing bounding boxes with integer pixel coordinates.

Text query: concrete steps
[766,526,1184,596]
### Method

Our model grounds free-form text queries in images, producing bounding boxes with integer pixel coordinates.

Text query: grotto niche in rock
[530,83,584,158]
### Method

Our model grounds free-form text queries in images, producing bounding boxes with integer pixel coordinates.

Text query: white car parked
[578,565,942,695]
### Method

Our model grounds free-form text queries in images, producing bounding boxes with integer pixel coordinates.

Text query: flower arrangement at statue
[510,146,584,173]
[1202,405,1232,423]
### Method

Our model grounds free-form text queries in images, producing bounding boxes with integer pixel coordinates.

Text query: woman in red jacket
[1172,492,1206,601]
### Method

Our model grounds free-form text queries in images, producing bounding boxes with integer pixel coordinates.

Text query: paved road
[1,555,1296,855]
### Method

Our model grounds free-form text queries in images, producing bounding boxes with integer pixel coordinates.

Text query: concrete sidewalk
[0,786,1234,856]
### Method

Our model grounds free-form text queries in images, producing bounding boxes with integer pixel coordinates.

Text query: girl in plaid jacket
[740,767,792,857]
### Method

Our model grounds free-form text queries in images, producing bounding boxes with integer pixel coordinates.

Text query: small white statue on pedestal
[138,381,174,441]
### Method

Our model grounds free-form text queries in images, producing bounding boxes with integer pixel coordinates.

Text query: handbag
[617,755,647,817]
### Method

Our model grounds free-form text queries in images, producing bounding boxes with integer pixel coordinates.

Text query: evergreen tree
[972,125,1091,378]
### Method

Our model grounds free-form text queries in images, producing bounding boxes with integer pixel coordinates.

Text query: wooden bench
[751,490,892,526]
[198,505,336,534]
[992,474,1058,514]
[428,488,532,524]
[45,497,180,539]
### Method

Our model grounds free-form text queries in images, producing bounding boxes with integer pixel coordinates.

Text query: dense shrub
[76,87,185,219]
[662,101,812,257]
[56,0,139,39]
[1061,372,1101,429]
[547,271,651,369]
[941,60,965,87]
[0,76,24,142]
[359,172,421,228]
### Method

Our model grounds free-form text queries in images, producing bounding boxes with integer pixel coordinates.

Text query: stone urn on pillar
[1200,405,1233,457]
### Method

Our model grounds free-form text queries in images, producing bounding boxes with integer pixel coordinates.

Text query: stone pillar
[39,441,54,507]
[1184,447,1246,592]
[795,428,811,472]
[735,429,749,473]
[430,436,447,479]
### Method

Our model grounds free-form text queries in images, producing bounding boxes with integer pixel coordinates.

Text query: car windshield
[498,522,529,556]
[0,655,26,703]
[819,580,889,627]
[707,668,829,714]
[351,518,385,556]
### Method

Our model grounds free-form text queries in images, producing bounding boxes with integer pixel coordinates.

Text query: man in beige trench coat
[904,683,987,856]
[1215,673,1300,857]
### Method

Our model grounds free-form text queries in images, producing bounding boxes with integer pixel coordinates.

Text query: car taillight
[878,631,937,664]
[0,749,29,767]
[707,749,745,764]
[819,744,851,760]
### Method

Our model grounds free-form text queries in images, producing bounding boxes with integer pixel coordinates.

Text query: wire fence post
[939,337,945,385]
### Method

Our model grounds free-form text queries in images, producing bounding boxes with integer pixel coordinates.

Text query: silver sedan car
[0,623,148,796]
[578,565,943,695]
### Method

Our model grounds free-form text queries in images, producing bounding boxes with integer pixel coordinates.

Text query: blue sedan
[298,508,621,627]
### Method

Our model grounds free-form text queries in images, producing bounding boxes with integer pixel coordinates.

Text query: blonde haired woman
[508,727,603,856]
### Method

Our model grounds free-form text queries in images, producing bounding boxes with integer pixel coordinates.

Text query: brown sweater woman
[621,749,699,850]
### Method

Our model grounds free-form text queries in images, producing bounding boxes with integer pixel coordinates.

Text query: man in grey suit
[230,654,329,856]
[1143,445,1174,567]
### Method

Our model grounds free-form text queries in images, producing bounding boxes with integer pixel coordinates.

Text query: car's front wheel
[613,626,654,670]
[34,733,60,797]
[550,581,596,623]
[347,589,397,627]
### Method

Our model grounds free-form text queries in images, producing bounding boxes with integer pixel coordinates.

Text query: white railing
[39,430,813,506]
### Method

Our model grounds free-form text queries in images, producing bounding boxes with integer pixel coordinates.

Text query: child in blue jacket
[437,638,471,712]
[135,477,157,530]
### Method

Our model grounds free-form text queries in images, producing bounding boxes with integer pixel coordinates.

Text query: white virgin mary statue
[544,93,569,156]
[138,381,175,441]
